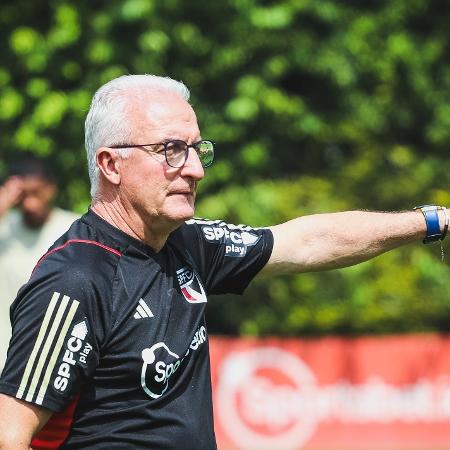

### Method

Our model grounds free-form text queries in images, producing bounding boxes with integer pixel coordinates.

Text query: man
[0,74,447,449]
[0,156,77,371]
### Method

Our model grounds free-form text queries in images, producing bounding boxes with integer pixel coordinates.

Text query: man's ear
[96,148,121,186]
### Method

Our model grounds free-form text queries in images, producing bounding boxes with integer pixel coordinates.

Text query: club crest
[176,266,207,303]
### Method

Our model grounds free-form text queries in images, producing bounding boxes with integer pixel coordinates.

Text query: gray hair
[85,74,190,199]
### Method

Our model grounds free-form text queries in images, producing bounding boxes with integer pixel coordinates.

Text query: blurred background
[0,0,449,448]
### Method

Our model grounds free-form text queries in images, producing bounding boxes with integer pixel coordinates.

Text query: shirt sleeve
[0,251,113,413]
[175,218,274,295]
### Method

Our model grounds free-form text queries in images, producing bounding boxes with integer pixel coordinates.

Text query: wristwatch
[414,205,448,244]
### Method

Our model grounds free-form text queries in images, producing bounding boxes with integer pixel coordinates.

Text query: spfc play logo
[176,266,207,304]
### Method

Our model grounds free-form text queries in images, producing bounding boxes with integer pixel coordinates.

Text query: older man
[0,75,447,449]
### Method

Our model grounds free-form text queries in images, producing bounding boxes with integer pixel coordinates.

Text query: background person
[0,75,447,450]
[0,155,78,370]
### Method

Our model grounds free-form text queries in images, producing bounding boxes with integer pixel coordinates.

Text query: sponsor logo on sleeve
[53,320,93,393]
[176,266,207,303]
[201,225,261,257]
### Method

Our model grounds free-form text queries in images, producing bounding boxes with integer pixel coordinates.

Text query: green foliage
[0,0,449,336]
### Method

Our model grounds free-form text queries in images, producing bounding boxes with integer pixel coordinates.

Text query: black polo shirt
[0,210,273,449]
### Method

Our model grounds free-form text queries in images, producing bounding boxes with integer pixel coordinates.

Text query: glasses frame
[109,139,214,168]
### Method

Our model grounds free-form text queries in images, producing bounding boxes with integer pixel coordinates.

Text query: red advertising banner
[210,335,450,450]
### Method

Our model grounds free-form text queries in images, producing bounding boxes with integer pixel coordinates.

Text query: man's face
[117,91,205,230]
[17,176,56,228]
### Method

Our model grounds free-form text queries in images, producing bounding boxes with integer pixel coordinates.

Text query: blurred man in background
[0,154,77,370]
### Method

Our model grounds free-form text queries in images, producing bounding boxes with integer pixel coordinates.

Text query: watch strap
[414,205,443,244]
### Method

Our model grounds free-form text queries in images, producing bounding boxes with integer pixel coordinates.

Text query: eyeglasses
[109,140,214,168]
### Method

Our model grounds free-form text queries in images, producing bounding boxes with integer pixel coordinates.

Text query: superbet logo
[215,347,450,449]
[140,325,208,399]
[215,348,318,450]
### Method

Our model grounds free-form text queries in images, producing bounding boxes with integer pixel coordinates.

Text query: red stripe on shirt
[34,239,122,272]
[31,396,80,449]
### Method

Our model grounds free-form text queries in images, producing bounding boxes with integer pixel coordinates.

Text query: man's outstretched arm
[262,208,448,275]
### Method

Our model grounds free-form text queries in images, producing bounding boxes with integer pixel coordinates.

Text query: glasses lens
[165,141,187,167]
[197,141,214,168]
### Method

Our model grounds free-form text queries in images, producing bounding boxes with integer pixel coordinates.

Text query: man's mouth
[169,182,196,196]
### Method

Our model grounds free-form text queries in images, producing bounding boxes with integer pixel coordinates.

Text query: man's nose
[21,195,40,213]
[183,148,205,180]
